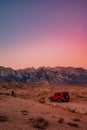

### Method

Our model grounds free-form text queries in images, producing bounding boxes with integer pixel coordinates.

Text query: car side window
[58,94,61,96]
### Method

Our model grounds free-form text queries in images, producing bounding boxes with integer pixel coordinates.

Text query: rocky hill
[0,66,87,85]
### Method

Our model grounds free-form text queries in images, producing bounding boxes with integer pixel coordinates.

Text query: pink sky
[0,0,87,69]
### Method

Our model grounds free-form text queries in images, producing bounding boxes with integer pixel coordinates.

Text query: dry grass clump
[58,117,64,123]
[67,122,79,128]
[30,117,48,129]
[0,115,8,122]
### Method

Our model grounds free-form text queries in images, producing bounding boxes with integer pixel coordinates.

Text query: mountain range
[0,66,87,85]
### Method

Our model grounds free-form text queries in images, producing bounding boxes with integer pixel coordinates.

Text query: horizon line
[0,65,87,70]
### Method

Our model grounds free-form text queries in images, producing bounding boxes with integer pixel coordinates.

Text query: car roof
[54,92,69,94]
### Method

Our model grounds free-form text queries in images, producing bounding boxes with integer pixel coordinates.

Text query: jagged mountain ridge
[0,66,87,85]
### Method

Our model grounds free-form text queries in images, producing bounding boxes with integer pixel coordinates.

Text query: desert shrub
[67,122,79,128]
[39,97,45,104]
[0,115,7,122]
[21,110,28,115]
[0,92,10,96]
[0,92,3,95]
[30,117,48,129]
[6,93,10,96]
[58,117,64,123]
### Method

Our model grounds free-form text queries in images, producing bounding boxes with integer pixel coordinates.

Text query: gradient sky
[0,0,87,69]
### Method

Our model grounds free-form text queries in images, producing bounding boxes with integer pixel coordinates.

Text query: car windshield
[54,93,61,96]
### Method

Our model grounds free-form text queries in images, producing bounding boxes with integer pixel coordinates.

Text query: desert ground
[0,83,87,130]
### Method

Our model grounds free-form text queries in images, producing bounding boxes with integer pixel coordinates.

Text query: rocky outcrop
[0,66,87,85]
[57,103,87,115]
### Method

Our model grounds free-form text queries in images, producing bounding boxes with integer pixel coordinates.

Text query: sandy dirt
[0,85,87,130]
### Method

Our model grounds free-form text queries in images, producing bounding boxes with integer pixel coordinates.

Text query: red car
[50,92,70,102]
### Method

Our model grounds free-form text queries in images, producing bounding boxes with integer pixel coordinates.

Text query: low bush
[30,117,48,129]
[0,115,8,122]
[58,117,64,123]
[67,122,79,128]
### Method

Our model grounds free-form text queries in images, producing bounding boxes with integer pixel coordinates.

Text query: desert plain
[0,83,87,130]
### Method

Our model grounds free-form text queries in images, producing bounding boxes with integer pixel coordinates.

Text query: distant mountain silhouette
[0,66,87,85]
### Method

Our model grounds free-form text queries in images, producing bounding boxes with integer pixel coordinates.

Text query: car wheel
[58,99,62,103]
[50,99,53,102]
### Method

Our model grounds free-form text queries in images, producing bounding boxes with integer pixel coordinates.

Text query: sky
[0,0,87,69]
